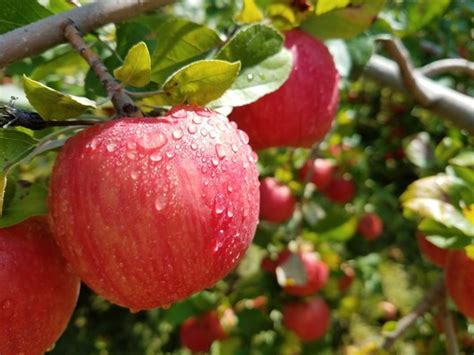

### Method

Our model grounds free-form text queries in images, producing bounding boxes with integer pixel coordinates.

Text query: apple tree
[0,0,473,354]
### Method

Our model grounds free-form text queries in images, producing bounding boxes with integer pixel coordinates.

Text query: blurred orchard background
[0,0,473,354]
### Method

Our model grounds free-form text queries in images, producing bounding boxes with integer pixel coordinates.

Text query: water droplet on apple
[227,186,233,193]
[230,121,237,129]
[127,141,137,150]
[171,109,187,118]
[200,128,208,137]
[166,151,175,159]
[214,194,225,214]
[231,144,238,153]
[215,144,226,159]
[190,142,198,150]
[172,129,183,140]
[150,152,162,162]
[138,132,167,149]
[154,194,167,211]
[106,143,117,152]
[131,171,138,180]
[203,179,209,186]
[127,151,137,160]
[238,130,249,144]
[211,157,219,166]
[209,130,217,138]
[187,124,198,134]
[196,108,211,117]
[192,115,202,124]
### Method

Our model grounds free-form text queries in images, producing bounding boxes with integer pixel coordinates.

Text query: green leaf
[403,198,474,237]
[345,35,374,78]
[0,129,37,173]
[216,24,283,69]
[404,132,435,169]
[450,150,474,167]
[141,60,240,106]
[301,0,385,39]
[400,174,466,204]
[0,0,52,34]
[404,0,451,35]
[315,0,351,15]
[236,0,264,23]
[23,75,97,120]
[114,42,151,87]
[0,179,48,228]
[30,49,89,81]
[419,219,471,248]
[434,136,463,164]
[209,48,292,108]
[150,17,223,85]
[326,40,351,78]
[425,234,471,249]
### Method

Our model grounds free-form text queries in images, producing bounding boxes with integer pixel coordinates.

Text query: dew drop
[209,130,217,138]
[127,141,137,150]
[231,144,239,153]
[155,194,167,211]
[192,116,203,124]
[106,143,117,152]
[90,138,98,150]
[187,124,198,134]
[200,128,208,137]
[251,151,258,162]
[166,151,175,159]
[138,132,167,149]
[217,122,227,131]
[258,72,266,80]
[127,151,137,160]
[214,194,225,214]
[131,171,139,180]
[230,121,237,129]
[238,130,249,144]
[150,153,162,162]
[172,129,183,140]
[227,209,234,218]
[165,165,171,171]
[227,186,233,193]
[211,157,219,166]
[196,108,211,117]
[171,109,187,118]
[215,144,226,159]
[203,179,209,186]
[201,166,208,174]
[247,73,254,81]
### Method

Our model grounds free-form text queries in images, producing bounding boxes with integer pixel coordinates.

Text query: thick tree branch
[379,38,434,106]
[420,58,474,78]
[364,55,474,134]
[0,0,174,69]
[382,277,445,350]
[64,21,140,117]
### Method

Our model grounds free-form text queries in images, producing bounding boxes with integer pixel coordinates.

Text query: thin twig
[438,291,460,355]
[64,21,141,118]
[382,277,445,350]
[126,89,165,98]
[420,58,474,78]
[379,38,434,107]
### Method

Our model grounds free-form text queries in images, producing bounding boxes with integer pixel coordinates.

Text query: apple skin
[49,106,260,311]
[282,297,331,341]
[416,232,448,268]
[0,217,80,355]
[357,213,383,241]
[338,265,355,292]
[298,159,335,190]
[445,249,474,319]
[179,311,226,352]
[259,177,296,223]
[323,176,355,204]
[230,30,339,149]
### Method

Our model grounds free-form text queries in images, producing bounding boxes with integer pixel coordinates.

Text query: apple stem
[63,20,142,118]
[381,276,445,350]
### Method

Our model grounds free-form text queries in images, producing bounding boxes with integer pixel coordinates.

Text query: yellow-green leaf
[235,0,264,24]
[141,60,240,107]
[0,175,6,216]
[114,42,151,87]
[23,75,96,120]
[315,0,351,15]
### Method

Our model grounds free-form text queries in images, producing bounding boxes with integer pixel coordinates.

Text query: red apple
[416,232,448,268]
[282,297,331,341]
[338,264,355,292]
[259,177,296,223]
[49,106,260,311]
[445,249,474,319]
[323,176,355,204]
[230,30,339,149]
[357,213,383,241]
[298,159,335,190]
[277,251,329,296]
[0,217,80,354]
[180,311,226,352]
[378,301,398,321]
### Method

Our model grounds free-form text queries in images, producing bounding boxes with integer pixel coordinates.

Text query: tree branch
[0,0,175,69]
[382,277,445,350]
[420,58,474,78]
[64,21,140,117]
[438,291,460,355]
[379,38,434,106]
[363,55,474,134]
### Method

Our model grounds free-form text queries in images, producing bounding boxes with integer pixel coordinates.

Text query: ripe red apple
[323,176,355,204]
[378,301,398,321]
[277,251,329,296]
[282,297,331,341]
[298,159,335,190]
[357,213,383,241]
[416,232,448,268]
[445,249,474,319]
[259,177,296,223]
[49,106,260,311]
[230,30,339,149]
[0,217,80,354]
[179,311,226,352]
[338,264,355,292]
